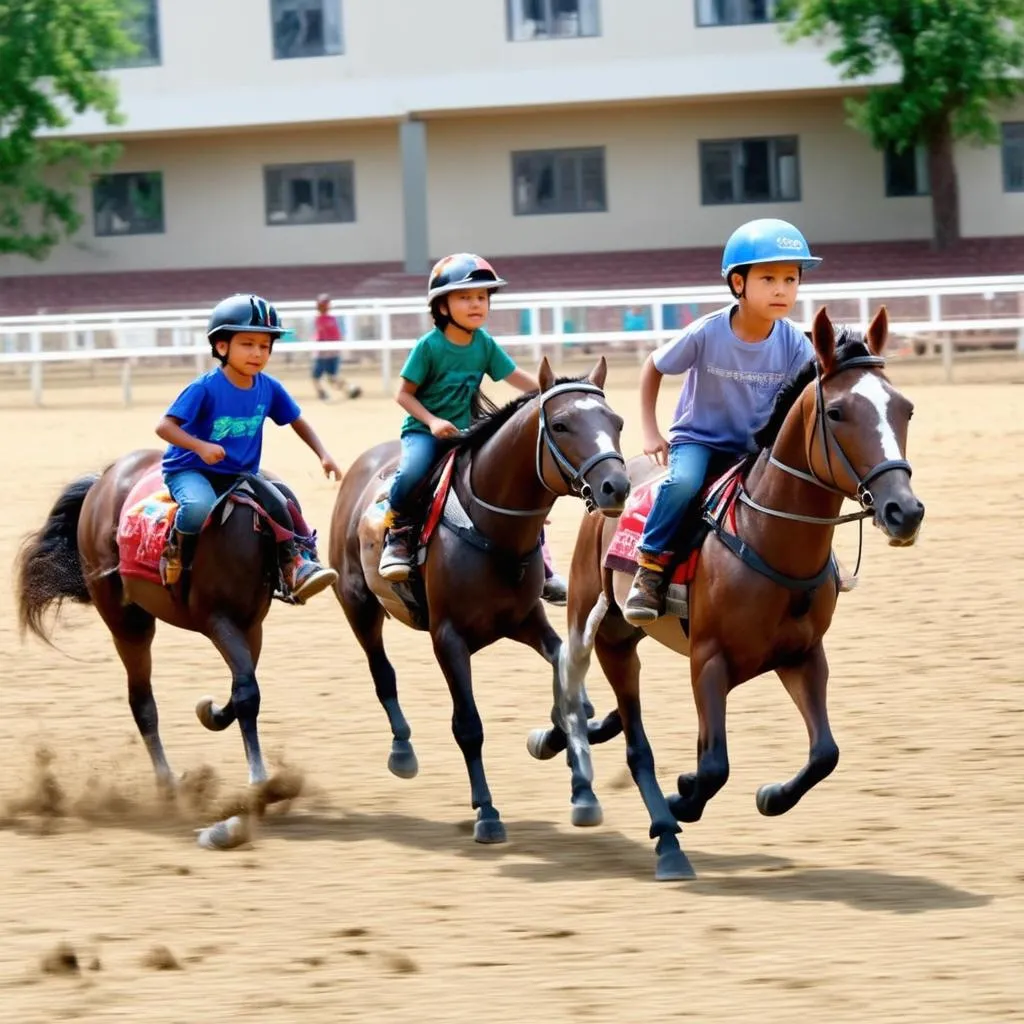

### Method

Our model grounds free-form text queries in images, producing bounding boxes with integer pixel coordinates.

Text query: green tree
[779,0,1024,249]
[0,0,136,260]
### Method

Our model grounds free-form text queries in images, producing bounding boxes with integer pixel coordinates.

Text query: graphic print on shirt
[210,404,267,441]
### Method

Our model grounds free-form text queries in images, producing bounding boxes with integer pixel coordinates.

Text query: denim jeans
[165,469,294,535]
[637,442,714,557]
[388,432,441,515]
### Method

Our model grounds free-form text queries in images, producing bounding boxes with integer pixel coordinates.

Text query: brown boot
[623,564,668,624]
[379,515,417,582]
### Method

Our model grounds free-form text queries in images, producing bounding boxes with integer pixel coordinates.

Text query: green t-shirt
[399,327,516,435]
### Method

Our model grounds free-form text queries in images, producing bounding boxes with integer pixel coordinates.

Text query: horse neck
[741,391,843,577]
[463,400,552,542]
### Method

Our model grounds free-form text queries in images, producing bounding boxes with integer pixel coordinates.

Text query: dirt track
[1,359,1022,1023]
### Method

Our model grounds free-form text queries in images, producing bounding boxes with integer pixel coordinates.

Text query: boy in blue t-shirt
[156,293,343,604]
[623,219,822,624]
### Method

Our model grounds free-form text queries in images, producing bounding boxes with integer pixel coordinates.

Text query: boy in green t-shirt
[378,252,567,603]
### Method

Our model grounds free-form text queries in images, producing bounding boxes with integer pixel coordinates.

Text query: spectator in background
[312,293,362,401]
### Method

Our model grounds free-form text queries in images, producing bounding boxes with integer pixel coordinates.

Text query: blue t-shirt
[653,305,814,453]
[161,368,301,475]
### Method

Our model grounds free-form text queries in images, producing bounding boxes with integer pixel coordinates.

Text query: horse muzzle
[870,472,925,546]
[581,464,631,518]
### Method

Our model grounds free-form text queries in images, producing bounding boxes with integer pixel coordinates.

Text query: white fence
[2,275,1023,405]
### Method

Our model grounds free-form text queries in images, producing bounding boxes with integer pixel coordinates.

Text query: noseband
[468,381,626,518]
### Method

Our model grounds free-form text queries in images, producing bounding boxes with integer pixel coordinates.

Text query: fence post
[380,309,392,395]
[121,358,134,407]
[30,331,43,406]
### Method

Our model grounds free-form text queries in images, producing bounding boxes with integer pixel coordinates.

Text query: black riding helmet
[206,293,286,363]
[427,253,507,332]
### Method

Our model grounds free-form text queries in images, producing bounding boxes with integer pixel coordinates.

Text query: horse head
[535,356,630,516]
[803,306,925,546]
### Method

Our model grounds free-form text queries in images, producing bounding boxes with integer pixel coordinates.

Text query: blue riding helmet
[721,219,823,280]
[207,293,286,341]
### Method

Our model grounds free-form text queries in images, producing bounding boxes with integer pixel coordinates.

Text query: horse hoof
[196,815,250,851]
[388,743,419,780]
[473,817,507,844]
[667,793,704,823]
[195,697,226,732]
[570,800,604,828]
[655,848,696,881]
[755,783,789,817]
[526,728,559,761]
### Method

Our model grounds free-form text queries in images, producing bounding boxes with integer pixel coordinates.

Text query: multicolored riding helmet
[427,253,507,303]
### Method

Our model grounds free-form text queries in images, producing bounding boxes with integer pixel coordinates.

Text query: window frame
[92,170,166,237]
[694,0,778,28]
[506,0,602,42]
[510,146,608,216]
[1002,122,1024,193]
[883,143,931,198]
[270,0,344,60]
[108,0,161,68]
[699,135,802,205]
[263,160,356,227]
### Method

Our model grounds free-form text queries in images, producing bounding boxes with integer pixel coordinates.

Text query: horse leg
[512,604,602,828]
[756,642,839,816]
[109,605,175,794]
[598,629,694,881]
[337,569,417,779]
[200,616,267,786]
[668,652,730,824]
[432,621,504,844]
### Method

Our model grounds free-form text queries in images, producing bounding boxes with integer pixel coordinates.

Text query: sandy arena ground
[1,356,1022,1023]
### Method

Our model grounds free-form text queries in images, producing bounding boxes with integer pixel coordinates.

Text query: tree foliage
[0,0,136,259]
[778,0,1024,247]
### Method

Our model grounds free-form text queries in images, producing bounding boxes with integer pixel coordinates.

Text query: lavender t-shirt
[653,305,814,453]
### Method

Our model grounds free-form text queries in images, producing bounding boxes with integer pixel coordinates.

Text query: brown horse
[527,307,925,880]
[16,449,309,809]
[329,357,630,843]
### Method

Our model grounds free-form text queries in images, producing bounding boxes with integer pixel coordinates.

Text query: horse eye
[551,422,569,433]
[826,407,843,422]
[613,416,625,432]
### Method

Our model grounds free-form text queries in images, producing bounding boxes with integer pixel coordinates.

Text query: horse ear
[811,306,836,374]
[588,356,608,389]
[866,305,889,356]
[537,356,557,393]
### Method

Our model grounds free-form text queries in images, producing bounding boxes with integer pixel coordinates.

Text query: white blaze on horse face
[851,374,902,461]
[595,431,616,454]
[572,397,603,412]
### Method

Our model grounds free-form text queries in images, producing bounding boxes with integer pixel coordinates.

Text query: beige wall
[0,125,402,276]
[4,98,1020,279]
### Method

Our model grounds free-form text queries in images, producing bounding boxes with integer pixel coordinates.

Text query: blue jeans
[388,432,441,515]
[638,442,714,557]
[165,469,293,536]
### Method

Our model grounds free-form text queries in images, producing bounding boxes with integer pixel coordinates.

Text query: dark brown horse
[16,449,307,816]
[329,357,630,843]
[527,308,925,880]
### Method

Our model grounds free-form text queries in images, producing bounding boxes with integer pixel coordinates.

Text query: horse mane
[439,375,589,456]
[752,329,873,452]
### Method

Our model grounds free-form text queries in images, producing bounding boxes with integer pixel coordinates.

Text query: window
[264,162,355,225]
[507,0,601,41]
[92,171,164,236]
[109,0,161,68]
[700,136,800,204]
[696,0,777,26]
[1003,122,1024,192]
[884,144,930,197]
[271,0,343,59]
[512,148,607,215]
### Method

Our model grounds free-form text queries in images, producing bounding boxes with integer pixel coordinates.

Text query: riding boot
[160,531,183,587]
[279,535,338,605]
[378,510,418,582]
[176,532,199,604]
[623,554,671,625]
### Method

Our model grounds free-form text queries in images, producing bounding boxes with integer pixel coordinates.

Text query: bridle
[468,381,626,518]
[727,354,913,589]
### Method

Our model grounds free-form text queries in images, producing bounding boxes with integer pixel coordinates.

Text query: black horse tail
[16,473,100,644]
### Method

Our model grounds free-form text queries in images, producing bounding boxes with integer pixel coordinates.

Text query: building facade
[3,0,1023,282]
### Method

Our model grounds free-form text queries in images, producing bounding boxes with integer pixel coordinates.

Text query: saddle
[605,455,747,622]
[116,467,296,599]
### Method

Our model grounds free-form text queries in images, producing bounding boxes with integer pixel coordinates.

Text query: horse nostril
[883,500,904,526]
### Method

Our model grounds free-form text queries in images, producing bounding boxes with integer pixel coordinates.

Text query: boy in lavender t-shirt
[623,218,821,624]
